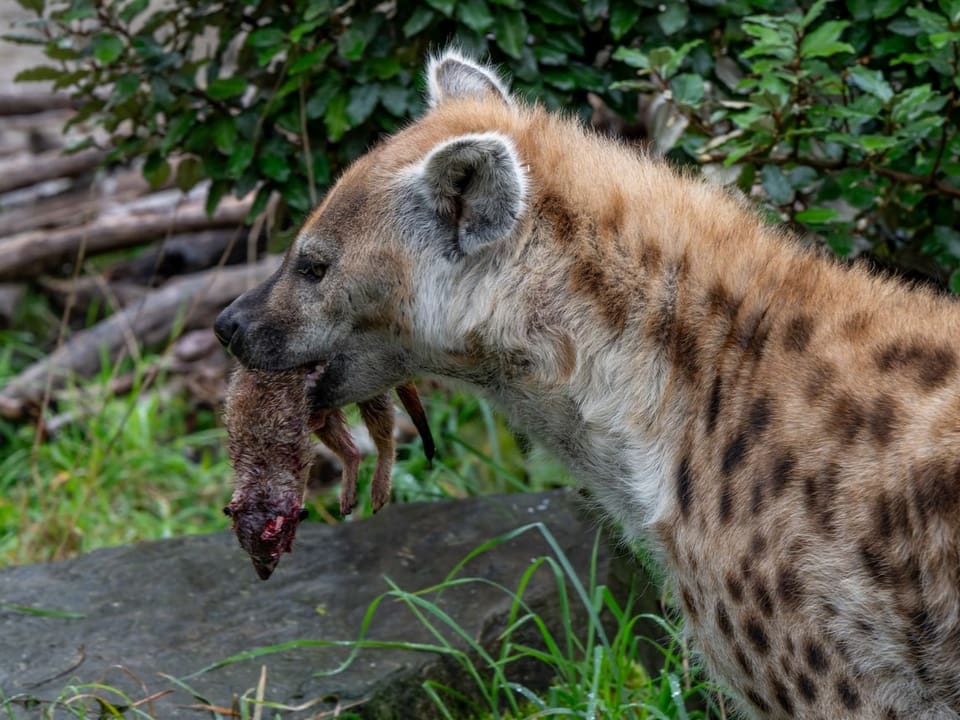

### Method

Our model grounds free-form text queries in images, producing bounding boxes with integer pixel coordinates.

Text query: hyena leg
[311,409,360,517]
[358,394,395,512]
[395,383,435,464]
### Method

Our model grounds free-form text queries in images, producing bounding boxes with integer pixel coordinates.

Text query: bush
[6,0,960,288]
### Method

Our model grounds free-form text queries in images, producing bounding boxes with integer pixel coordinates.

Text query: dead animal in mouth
[223,366,434,579]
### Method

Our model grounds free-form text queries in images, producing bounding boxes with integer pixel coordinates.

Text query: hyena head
[213,49,529,408]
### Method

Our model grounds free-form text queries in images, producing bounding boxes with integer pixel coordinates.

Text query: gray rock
[0,490,661,719]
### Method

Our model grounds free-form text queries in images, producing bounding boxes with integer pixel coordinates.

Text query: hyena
[214,50,960,717]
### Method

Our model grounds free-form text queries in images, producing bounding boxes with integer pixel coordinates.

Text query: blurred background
[1,1,958,716]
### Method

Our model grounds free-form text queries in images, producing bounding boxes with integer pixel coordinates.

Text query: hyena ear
[406,132,527,257]
[426,49,512,108]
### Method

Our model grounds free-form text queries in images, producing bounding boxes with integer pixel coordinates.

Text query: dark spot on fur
[716,600,733,637]
[837,678,861,710]
[734,644,754,677]
[771,677,794,714]
[841,311,872,339]
[748,395,773,435]
[745,688,770,712]
[673,320,700,381]
[641,242,662,272]
[753,577,774,617]
[681,586,699,621]
[570,253,631,335]
[804,360,836,400]
[676,457,693,518]
[859,542,897,586]
[750,475,764,515]
[771,450,797,496]
[868,394,900,446]
[722,434,749,476]
[706,375,722,434]
[750,533,767,555]
[776,565,804,610]
[875,342,957,390]
[745,617,770,654]
[804,640,828,674]
[718,482,734,524]
[726,571,744,603]
[737,309,772,359]
[803,465,839,535]
[912,459,960,523]
[540,191,579,244]
[783,314,814,353]
[796,673,817,702]
[828,392,866,443]
[707,283,740,320]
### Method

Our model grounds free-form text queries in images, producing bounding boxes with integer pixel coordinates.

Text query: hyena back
[215,50,960,718]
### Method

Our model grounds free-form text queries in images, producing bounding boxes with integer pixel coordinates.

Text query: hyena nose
[213,307,242,352]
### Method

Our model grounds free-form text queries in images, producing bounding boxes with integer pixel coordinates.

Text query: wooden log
[0,148,106,195]
[0,283,25,328]
[0,254,281,420]
[0,93,75,116]
[0,170,150,236]
[0,195,252,281]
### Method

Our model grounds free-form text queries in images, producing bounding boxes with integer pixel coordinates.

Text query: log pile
[0,92,275,425]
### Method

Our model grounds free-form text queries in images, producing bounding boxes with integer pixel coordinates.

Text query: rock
[0,490,661,719]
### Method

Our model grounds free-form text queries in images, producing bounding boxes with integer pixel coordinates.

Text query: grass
[0,290,723,718]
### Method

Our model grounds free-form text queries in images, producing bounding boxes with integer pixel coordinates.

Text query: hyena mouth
[304,354,348,410]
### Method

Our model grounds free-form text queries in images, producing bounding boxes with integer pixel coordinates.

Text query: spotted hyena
[214,50,960,718]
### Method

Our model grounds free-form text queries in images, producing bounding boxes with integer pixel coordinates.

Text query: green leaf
[289,43,333,75]
[324,92,349,141]
[403,6,435,37]
[425,0,455,15]
[800,0,829,27]
[848,66,893,103]
[92,33,124,64]
[612,47,648,69]
[247,28,286,49]
[949,269,960,294]
[337,26,368,61]
[207,77,247,100]
[206,180,229,217]
[212,116,237,154]
[228,142,255,177]
[857,134,898,151]
[527,0,581,24]
[670,73,703,105]
[609,3,640,40]
[457,0,494,33]
[143,152,171,189]
[761,164,795,205]
[118,0,149,23]
[112,73,139,105]
[939,0,960,23]
[13,0,43,12]
[933,225,960,260]
[175,156,204,192]
[14,65,63,82]
[380,84,410,116]
[800,20,853,58]
[657,3,689,36]
[260,151,291,182]
[494,9,527,59]
[161,112,195,154]
[346,83,379,125]
[795,207,839,223]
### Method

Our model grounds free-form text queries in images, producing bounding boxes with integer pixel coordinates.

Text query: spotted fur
[215,51,960,717]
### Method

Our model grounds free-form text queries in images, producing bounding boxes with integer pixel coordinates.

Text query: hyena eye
[301,261,328,281]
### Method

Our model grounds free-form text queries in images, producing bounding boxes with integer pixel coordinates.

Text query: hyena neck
[436,185,804,543]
